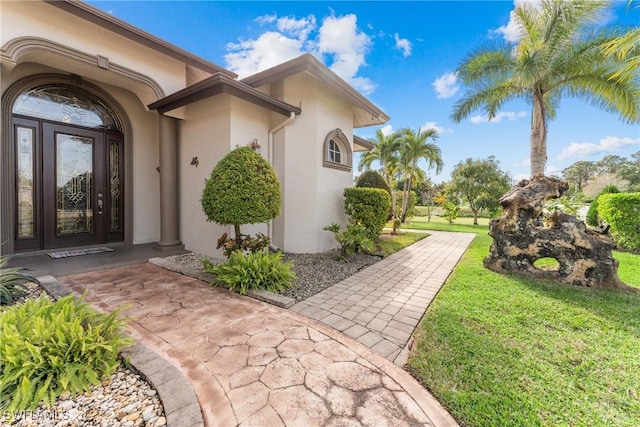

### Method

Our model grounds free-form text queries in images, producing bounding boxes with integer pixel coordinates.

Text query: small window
[323,129,352,171]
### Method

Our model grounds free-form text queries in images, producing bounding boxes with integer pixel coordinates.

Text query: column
[157,114,182,248]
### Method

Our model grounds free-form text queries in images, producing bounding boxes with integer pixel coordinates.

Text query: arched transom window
[323,128,352,171]
[12,85,121,131]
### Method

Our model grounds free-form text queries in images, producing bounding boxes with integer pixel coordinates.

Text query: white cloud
[226,13,375,94]
[225,32,304,78]
[421,121,450,135]
[545,165,561,176]
[432,72,459,99]
[255,14,277,25]
[317,14,375,93]
[394,33,412,57]
[469,111,527,124]
[556,136,640,161]
[277,15,316,42]
[380,125,394,137]
[492,0,543,43]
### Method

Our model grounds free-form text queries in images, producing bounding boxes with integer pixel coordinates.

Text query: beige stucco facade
[1,0,388,258]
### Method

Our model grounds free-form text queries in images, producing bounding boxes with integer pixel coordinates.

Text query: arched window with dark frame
[323,129,352,171]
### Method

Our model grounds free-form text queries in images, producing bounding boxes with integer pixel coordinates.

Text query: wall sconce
[249,138,261,154]
[190,156,199,167]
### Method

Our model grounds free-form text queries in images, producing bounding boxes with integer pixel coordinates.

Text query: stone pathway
[60,264,459,427]
[290,231,475,364]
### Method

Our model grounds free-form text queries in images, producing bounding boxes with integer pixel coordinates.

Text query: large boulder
[484,175,634,291]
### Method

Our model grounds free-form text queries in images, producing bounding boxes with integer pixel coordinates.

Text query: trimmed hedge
[344,187,391,240]
[586,185,620,226]
[355,170,391,195]
[598,193,640,253]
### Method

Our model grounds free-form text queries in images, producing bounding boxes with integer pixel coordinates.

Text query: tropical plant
[216,232,271,258]
[0,294,133,411]
[358,129,401,217]
[344,187,391,241]
[586,184,620,226]
[397,127,442,222]
[449,157,512,225]
[203,250,296,295]
[451,0,640,176]
[600,0,639,81]
[323,223,375,259]
[201,146,281,246]
[441,201,461,224]
[0,255,39,305]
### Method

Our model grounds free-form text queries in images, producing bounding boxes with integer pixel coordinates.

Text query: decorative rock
[485,175,634,290]
[154,416,167,427]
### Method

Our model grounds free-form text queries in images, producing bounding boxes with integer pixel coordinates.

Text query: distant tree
[562,161,596,193]
[397,128,442,222]
[358,129,401,217]
[416,178,444,223]
[449,157,512,225]
[201,146,280,245]
[619,151,640,192]
[595,155,628,176]
[451,0,640,176]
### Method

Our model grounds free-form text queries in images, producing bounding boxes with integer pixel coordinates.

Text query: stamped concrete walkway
[60,264,459,427]
[291,231,475,364]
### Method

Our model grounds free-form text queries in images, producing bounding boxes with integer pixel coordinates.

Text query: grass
[376,231,427,257]
[407,217,640,426]
[393,213,491,234]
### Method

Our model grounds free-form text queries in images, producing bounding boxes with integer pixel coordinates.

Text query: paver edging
[149,257,296,308]
[37,275,205,427]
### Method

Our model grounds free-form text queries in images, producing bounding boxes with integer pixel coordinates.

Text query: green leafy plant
[392,218,402,234]
[0,294,133,411]
[201,146,281,246]
[344,187,391,240]
[395,190,417,221]
[586,185,620,226]
[216,232,271,258]
[598,193,640,253]
[0,255,39,305]
[355,170,391,195]
[203,250,296,295]
[323,223,375,259]
[441,201,460,224]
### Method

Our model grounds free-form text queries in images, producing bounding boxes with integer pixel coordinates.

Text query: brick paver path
[61,264,459,427]
[290,231,475,364]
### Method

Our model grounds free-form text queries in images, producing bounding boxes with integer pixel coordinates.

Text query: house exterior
[1,0,388,259]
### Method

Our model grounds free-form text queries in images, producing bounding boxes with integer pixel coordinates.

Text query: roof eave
[148,73,301,116]
[353,135,375,152]
[46,0,236,77]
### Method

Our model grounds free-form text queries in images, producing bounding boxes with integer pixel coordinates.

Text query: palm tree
[358,129,401,217]
[451,0,640,176]
[602,0,639,80]
[397,128,443,222]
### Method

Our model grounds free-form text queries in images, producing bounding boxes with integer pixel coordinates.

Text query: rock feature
[485,175,634,291]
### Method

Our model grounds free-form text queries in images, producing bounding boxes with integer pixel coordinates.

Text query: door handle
[97,193,103,214]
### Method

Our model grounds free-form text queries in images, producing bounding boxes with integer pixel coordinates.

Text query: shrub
[441,201,461,224]
[0,294,133,411]
[355,171,391,195]
[202,146,281,244]
[586,185,620,226]
[598,193,640,253]
[0,255,39,305]
[323,223,375,259]
[344,187,391,240]
[216,232,270,258]
[203,251,296,295]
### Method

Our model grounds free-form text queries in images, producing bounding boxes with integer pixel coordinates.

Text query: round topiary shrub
[355,170,391,195]
[344,187,391,240]
[202,146,281,243]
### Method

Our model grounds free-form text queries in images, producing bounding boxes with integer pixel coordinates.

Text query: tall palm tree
[397,128,442,222]
[602,0,639,80]
[451,0,640,176]
[358,129,401,217]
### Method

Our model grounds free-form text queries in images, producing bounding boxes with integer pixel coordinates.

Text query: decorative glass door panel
[43,123,106,249]
[55,134,94,236]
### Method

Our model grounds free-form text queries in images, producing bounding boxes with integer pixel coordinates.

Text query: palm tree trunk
[530,91,548,176]
[401,178,409,222]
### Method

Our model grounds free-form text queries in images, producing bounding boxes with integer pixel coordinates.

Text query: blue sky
[89,0,640,182]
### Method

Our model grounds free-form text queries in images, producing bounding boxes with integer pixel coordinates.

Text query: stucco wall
[273,73,353,253]
[1,1,188,97]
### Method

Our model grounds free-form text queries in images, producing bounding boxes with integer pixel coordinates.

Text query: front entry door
[42,123,106,249]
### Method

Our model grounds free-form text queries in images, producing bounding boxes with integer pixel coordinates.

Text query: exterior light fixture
[249,138,261,154]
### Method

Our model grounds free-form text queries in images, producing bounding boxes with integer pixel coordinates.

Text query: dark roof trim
[46,0,235,77]
[242,54,390,123]
[354,135,375,151]
[148,73,302,116]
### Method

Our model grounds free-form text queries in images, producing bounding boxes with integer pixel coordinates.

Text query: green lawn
[397,213,491,234]
[407,217,640,426]
[376,231,427,257]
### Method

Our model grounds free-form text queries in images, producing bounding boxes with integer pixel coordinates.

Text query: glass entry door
[42,123,106,249]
